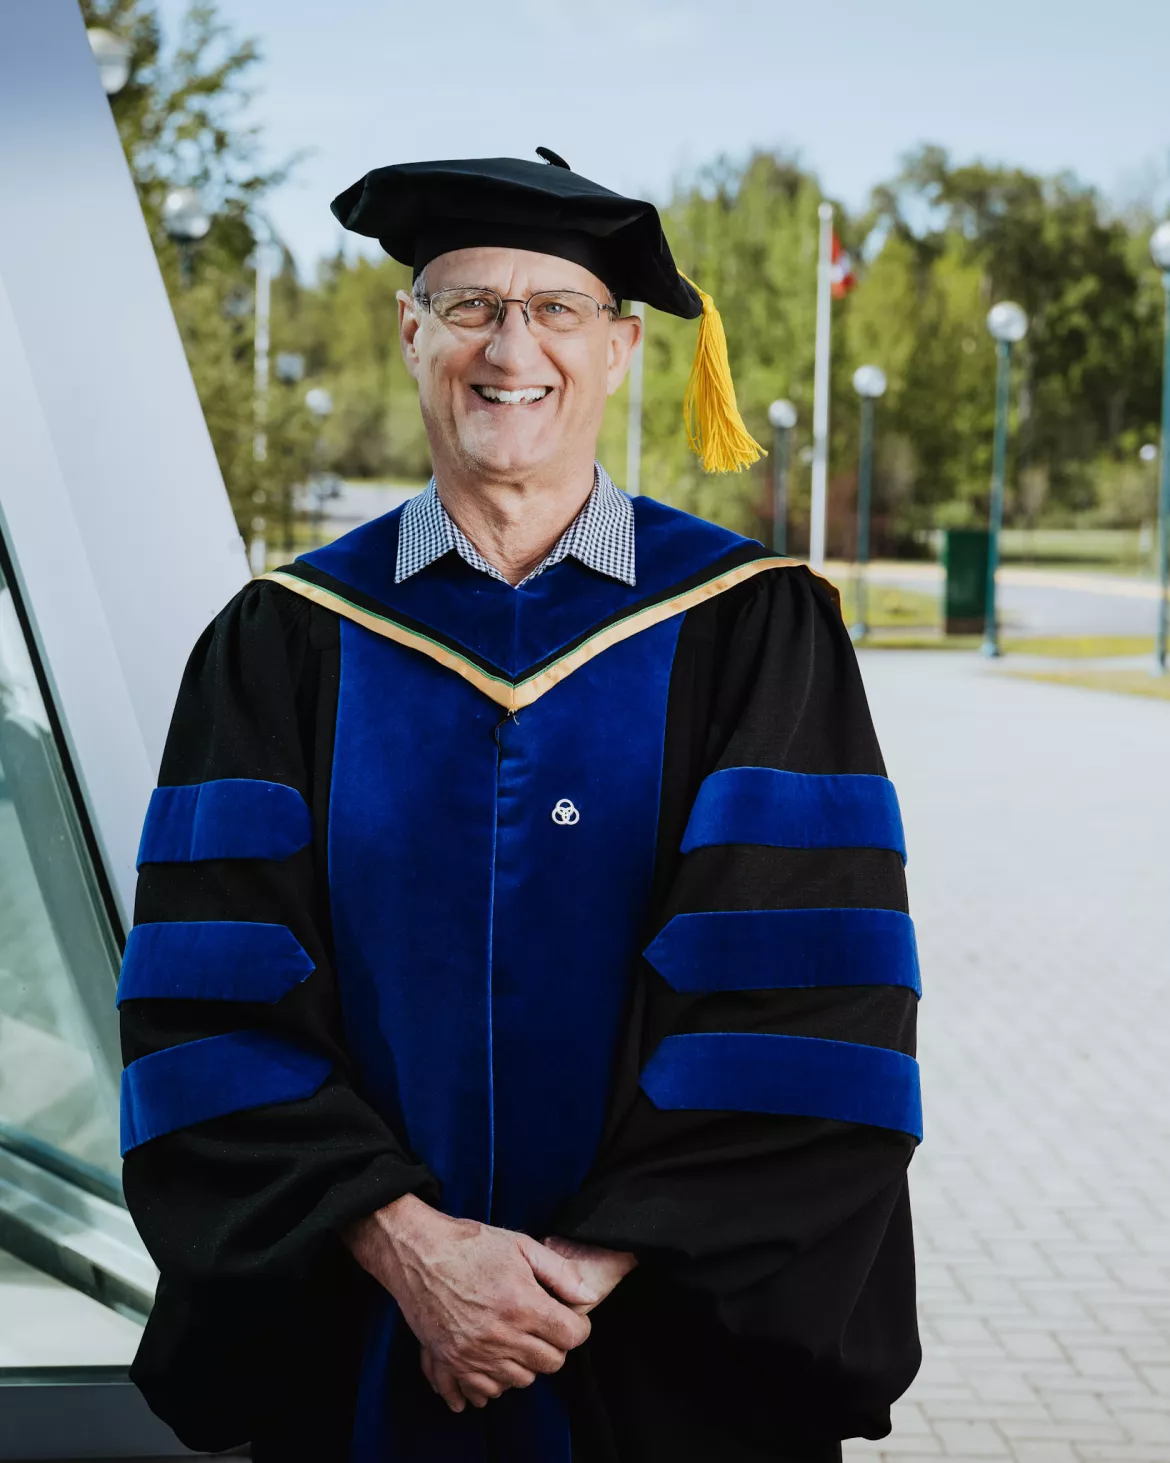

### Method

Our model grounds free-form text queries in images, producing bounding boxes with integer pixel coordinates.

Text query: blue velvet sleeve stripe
[116,921,315,1005]
[680,767,906,862]
[137,779,312,866]
[120,1031,332,1154]
[645,908,921,998]
[640,1032,922,1141]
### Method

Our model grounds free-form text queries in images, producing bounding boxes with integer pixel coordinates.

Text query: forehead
[424,247,609,298]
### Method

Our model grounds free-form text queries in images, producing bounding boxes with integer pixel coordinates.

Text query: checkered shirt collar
[394,464,636,589]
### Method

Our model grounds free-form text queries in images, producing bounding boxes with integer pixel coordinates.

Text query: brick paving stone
[1066,1347,1147,1378]
[1040,1392,1115,1424]
[867,1443,949,1458]
[997,1420,1128,1444]
[1123,1397,1170,1416]
[933,1420,1013,1455]
[1033,1369,1152,1397]
[1121,1413,1170,1443]
[972,1373,1044,1405]
[875,1452,972,1462]
[1076,1449,1170,1462]
[934,1318,1004,1349]
[841,655,1170,1463]
[998,1333,1068,1362]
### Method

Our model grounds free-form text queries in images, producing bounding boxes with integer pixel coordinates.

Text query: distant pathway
[827,561,1162,638]
[848,652,1170,1463]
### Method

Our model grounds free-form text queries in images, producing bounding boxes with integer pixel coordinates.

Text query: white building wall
[0,0,249,926]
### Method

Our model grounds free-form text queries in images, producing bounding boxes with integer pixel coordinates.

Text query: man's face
[398,247,640,480]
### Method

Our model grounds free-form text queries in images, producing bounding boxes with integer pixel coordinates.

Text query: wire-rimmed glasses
[418,287,619,335]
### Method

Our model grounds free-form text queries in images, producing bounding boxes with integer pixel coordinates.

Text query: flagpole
[809,201,834,569]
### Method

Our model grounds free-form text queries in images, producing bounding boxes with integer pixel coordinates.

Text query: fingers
[525,1291,592,1352]
[407,1224,595,1417]
[541,1234,580,1259]
[519,1234,599,1308]
[422,1348,541,1411]
[539,1237,638,1318]
[421,1350,466,1414]
[510,1334,571,1375]
[492,1360,537,1390]
[457,1361,535,1405]
[457,1371,504,1408]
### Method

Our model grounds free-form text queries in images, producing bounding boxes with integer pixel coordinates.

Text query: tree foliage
[292,255,432,483]
[82,0,312,546]
[867,148,1165,531]
[635,146,1165,551]
[88,3,1168,553]
[640,154,824,537]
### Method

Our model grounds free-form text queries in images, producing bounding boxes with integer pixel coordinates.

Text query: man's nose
[483,302,544,373]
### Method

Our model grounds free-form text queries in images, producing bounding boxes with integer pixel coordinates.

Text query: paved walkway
[849,653,1170,1462]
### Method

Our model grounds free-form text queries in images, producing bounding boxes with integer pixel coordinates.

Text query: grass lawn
[1002,635,1154,658]
[997,526,1150,567]
[855,632,1155,658]
[835,582,939,629]
[856,633,977,650]
[1002,667,1170,702]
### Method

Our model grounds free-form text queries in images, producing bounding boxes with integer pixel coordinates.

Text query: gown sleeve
[557,564,920,1445]
[118,580,438,1452]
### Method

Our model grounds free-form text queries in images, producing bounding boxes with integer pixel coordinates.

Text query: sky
[157,0,1170,272]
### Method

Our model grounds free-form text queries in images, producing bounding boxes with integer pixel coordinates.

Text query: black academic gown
[118,494,921,1463]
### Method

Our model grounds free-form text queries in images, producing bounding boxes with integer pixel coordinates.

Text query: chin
[459,426,559,478]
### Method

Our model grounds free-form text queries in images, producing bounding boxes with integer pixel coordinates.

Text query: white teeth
[476,385,550,404]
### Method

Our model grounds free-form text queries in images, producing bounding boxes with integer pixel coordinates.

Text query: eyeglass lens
[428,289,608,333]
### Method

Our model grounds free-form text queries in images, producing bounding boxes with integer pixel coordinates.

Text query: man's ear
[605,312,642,398]
[398,290,423,381]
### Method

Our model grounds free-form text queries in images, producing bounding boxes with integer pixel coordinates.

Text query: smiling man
[117,152,922,1463]
[398,242,640,591]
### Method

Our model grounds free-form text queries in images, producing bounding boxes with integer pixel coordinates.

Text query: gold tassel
[679,272,765,473]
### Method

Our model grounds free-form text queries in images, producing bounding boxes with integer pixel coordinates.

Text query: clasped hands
[344,1193,636,1413]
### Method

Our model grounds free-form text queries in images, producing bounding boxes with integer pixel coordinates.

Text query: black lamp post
[850,366,887,641]
[162,187,211,288]
[767,399,797,555]
[1149,223,1170,672]
[981,301,1029,658]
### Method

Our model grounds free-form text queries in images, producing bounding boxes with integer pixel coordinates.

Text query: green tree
[639,153,825,538]
[872,148,1164,523]
[627,145,1166,548]
[295,254,433,485]
[82,0,314,547]
[845,229,996,532]
[83,21,1168,555]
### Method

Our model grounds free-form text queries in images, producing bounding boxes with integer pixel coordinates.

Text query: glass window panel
[0,557,123,1188]
[0,1249,142,1367]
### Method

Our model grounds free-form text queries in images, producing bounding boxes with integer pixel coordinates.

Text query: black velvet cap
[330,151,702,320]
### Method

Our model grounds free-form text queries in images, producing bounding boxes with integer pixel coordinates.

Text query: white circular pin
[551,798,580,826]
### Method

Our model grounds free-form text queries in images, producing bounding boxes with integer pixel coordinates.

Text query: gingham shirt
[395,464,636,588]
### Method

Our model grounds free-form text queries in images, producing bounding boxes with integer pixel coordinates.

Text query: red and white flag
[830,232,857,299]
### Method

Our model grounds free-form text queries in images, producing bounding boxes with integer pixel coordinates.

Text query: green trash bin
[942,529,990,635]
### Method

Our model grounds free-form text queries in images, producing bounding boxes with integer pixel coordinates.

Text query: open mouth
[471,385,552,405]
